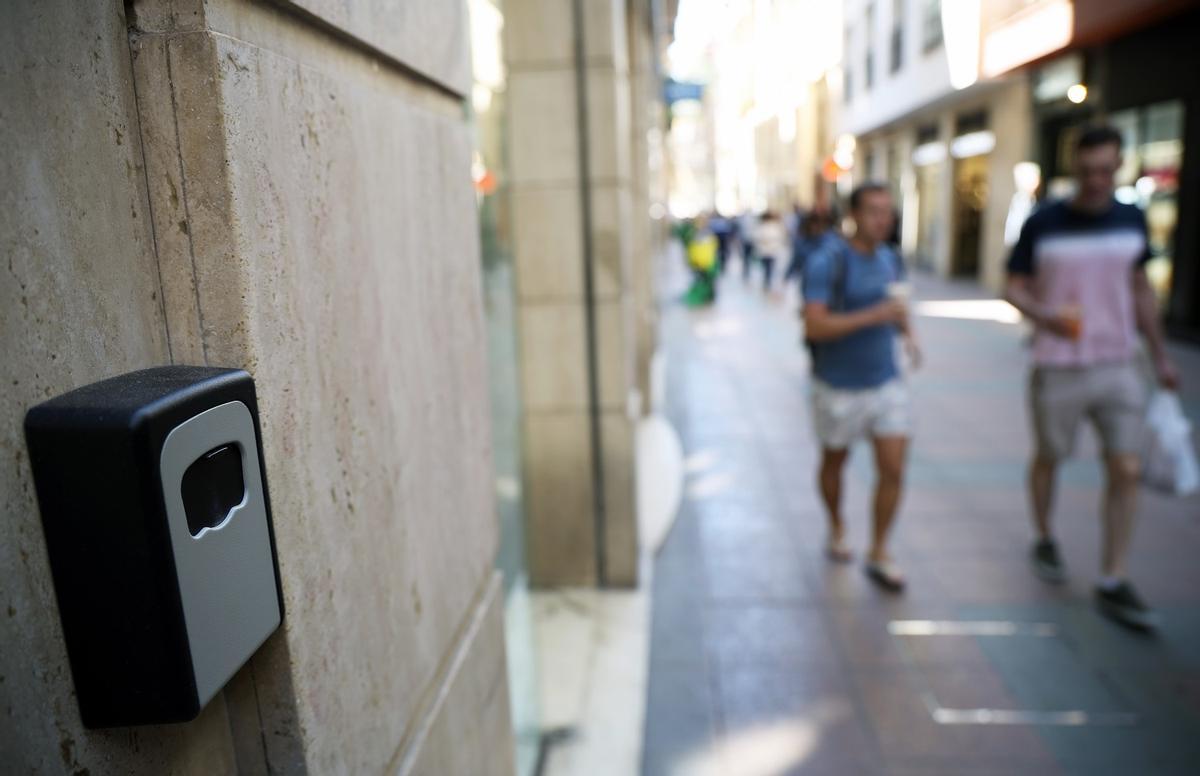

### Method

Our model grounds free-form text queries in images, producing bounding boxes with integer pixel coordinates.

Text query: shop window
[1111,100,1186,309]
[844,26,854,103]
[865,3,876,90]
[922,0,943,53]
[891,0,905,73]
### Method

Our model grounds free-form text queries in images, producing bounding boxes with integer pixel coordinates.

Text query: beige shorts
[1030,361,1145,461]
[811,378,912,450]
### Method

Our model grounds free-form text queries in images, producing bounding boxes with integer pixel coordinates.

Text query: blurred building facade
[842,0,1032,291]
[700,0,844,213]
[840,0,1200,322]
[1,0,670,773]
[691,0,1199,331]
[978,0,1200,338]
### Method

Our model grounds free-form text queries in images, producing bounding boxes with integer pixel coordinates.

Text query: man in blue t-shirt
[802,183,920,591]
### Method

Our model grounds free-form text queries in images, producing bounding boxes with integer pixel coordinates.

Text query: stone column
[506,0,640,588]
[628,0,662,415]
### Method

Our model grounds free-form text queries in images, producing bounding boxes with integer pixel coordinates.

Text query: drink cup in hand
[886,281,912,303]
[885,282,912,320]
[1059,304,1083,341]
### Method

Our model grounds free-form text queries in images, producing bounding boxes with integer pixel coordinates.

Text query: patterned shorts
[1030,361,1145,460]
[810,378,912,450]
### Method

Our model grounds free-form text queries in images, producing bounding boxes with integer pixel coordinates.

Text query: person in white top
[753,211,790,292]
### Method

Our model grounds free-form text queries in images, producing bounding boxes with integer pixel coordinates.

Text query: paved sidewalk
[643,267,1200,775]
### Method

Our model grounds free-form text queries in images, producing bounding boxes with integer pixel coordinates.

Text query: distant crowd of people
[677,202,846,305]
[672,123,1183,631]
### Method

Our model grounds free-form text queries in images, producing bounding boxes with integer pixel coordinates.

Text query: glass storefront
[467,2,540,774]
[1111,100,1186,309]
[1037,90,1187,316]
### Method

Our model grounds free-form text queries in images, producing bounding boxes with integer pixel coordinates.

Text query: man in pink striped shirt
[1005,125,1180,631]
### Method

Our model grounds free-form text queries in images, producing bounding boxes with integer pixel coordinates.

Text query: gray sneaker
[1031,539,1066,584]
[1096,582,1159,632]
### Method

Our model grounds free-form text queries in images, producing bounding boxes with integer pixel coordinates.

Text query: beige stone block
[128,0,206,31]
[595,299,634,411]
[512,186,585,301]
[587,67,632,182]
[519,303,590,410]
[508,69,580,186]
[223,0,472,95]
[601,412,639,586]
[585,0,629,74]
[400,573,515,776]
[0,2,233,769]
[137,27,502,772]
[504,0,574,67]
[524,413,597,586]
[505,0,628,71]
[589,183,634,299]
[128,32,207,364]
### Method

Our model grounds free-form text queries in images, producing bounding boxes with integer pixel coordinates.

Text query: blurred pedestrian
[785,202,804,245]
[754,211,789,293]
[786,206,837,289]
[802,183,920,591]
[738,210,759,281]
[709,211,734,274]
[1005,125,1181,631]
[682,215,719,306]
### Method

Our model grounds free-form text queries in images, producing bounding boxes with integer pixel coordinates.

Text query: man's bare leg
[819,448,850,555]
[868,435,908,563]
[1101,453,1140,579]
[1030,456,1058,541]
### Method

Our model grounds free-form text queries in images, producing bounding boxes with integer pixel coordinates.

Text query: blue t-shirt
[802,237,903,389]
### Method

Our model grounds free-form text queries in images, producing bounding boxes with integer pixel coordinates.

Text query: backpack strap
[806,241,848,369]
[828,241,849,313]
[886,244,906,281]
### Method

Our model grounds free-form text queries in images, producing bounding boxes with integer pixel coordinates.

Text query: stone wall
[0,0,513,772]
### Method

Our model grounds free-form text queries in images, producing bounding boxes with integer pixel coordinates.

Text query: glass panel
[866,2,876,89]
[468,2,540,774]
[916,161,944,269]
[923,0,943,52]
[891,0,905,72]
[1113,100,1184,309]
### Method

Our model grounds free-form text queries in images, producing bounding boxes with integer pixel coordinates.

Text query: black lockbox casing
[24,366,284,728]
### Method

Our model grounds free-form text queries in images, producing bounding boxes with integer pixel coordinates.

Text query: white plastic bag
[1141,390,1200,497]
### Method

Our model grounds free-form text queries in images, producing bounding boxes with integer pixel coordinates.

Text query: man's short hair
[849,182,890,212]
[1077,125,1123,153]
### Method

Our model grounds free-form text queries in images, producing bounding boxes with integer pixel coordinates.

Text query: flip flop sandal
[865,561,907,592]
[825,541,854,564]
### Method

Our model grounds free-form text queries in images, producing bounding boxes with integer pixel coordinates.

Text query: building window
[890,0,905,73]
[922,0,943,52]
[865,3,876,90]
[844,26,854,103]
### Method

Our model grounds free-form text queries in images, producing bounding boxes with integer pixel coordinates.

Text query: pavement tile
[826,604,994,668]
[703,604,841,668]
[713,665,881,774]
[850,667,1057,765]
[702,549,810,603]
[642,664,719,776]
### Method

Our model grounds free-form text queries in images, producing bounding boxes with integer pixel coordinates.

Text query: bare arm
[1004,274,1052,327]
[803,299,905,342]
[897,313,923,370]
[1133,268,1180,388]
[1004,273,1075,338]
